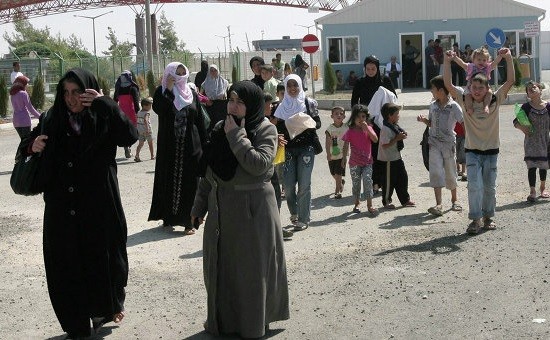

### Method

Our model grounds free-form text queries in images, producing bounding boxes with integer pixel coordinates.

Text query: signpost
[302,34,319,98]
[485,28,506,86]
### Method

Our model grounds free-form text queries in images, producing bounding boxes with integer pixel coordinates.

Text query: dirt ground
[0,105,549,340]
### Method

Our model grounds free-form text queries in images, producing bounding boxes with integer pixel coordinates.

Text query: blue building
[316,0,545,88]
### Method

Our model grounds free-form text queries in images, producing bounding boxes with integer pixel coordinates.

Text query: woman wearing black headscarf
[194,60,209,91]
[21,68,138,338]
[351,55,397,193]
[249,56,265,89]
[191,81,289,339]
[113,70,140,158]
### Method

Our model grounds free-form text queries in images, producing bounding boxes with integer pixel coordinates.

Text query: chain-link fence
[1,50,324,95]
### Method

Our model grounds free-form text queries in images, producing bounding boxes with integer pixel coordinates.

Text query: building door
[400,33,423,89]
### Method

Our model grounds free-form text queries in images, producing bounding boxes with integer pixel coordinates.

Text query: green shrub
[97,76,111,97]
[146,70,157,97]
[0,76,8,117]
[323,60,337,94]
[30,76,45,110]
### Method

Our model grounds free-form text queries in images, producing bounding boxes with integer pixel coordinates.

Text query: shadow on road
[378,212,439,229]
[127,225,193,247]
[374,232,472,256]
[183,327,285,339]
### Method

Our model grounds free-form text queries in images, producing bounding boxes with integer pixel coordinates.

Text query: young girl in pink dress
[342,104,379,215]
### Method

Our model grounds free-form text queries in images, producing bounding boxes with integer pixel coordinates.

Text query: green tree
[0,76,8,117]
[30,76,45,110]
[146,70,157,97]
[324,60,337,94]
[158,12,180,52]
[103,27,133,57]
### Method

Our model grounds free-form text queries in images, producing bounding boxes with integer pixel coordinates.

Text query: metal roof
[316,0,546,25]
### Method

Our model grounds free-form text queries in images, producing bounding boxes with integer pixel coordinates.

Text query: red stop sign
[302,34,319,53]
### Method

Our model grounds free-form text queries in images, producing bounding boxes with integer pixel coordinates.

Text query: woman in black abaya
[148,62,207,234]
[22,68,138,338]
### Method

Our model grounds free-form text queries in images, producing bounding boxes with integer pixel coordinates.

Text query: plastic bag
[273,145,285,165]
[514,103,534,133]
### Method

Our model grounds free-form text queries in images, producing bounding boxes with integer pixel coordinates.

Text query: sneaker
[289,215,298,225]
[293,222,309,231]
[282,229,293,238]
[466,220,482,235]
[124,147,132,159]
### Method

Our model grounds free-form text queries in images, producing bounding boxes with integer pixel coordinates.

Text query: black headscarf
[295,54,305,68]
[206,81,265,181]
[194,60,209,90]
[362,55,383,102]
[249,56,265,89]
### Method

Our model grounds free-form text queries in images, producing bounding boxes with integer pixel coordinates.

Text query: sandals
[384,203,396,210]
[184,228,196,235]
[527,194,537,203]
[352,207,361,214]
[539,191,550,199]
[134,157,141,162]
[483,217,496,230]
[451,202,463,211]
[402,201,416,207]
[466,220,482,235]
[367,207,378,216]
[428,206,443,216]
[334,193,342,199]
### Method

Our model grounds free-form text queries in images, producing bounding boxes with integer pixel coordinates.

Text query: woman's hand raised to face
[79,89,104,107]
[224,114,245,134]
[166,75,176,91]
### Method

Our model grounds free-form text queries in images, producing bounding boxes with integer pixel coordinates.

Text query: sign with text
[524,21,540,37]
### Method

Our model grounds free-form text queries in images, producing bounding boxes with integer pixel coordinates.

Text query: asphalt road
[0,104,549,339]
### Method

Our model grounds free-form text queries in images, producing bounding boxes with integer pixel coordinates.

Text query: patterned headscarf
[10,75,29,96]
[161,62,194,110]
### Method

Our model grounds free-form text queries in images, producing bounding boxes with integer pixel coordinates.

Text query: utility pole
[227,26,233,55]
[145,0,154,73]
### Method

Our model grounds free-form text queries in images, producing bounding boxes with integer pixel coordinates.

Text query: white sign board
[524,21,540,37]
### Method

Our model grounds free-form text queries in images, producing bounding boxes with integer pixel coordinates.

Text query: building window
[434,31,460,51]
[504,31,534,56]
[327,36,359,63]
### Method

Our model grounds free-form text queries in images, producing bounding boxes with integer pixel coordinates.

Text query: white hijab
[201,64,228,100]
[161,62,193,111]
[274,74,307,120]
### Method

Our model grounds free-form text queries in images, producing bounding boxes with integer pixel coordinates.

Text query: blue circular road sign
[485,28,506,49]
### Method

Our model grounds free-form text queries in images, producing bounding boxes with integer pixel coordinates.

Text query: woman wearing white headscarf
[148,62,208,234]
[274,74,321,231]
[200,64,229,130]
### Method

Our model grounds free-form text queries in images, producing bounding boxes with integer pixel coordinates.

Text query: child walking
[134,97,155,162]
[378,103,415,209]
[417,75,464,216]
[450,46,503,115]
[325,106,348,199]
[341,104,378,214]
[514,81,550,202]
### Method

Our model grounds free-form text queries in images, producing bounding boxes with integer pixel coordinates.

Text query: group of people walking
[11,42,549,339]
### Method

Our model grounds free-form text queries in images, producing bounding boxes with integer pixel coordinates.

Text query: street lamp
[216,34,228,57]
[74,10,113,56]
[295,24,315,34]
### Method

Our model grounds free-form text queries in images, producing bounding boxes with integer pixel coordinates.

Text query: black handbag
[10,152,44,196]
[10,115,47,196]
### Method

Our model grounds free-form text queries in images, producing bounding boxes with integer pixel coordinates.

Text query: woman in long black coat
[148,62,207,234]
[21,68,138,338]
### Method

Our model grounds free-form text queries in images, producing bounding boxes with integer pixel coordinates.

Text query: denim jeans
[283,145,315,224]
[466,152,498,220]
